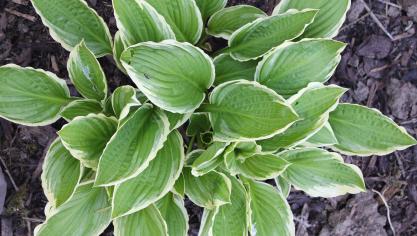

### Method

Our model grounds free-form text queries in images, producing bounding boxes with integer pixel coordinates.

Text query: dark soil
[1,0,417,235]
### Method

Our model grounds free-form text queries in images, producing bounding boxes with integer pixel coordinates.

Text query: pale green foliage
[1,0,416,235]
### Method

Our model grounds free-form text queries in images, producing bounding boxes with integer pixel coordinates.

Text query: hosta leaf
[255,39,346,97]
[58,114,117,169]
[112,131,184,218]
[304,122,338,147]
[165,111,192,131]
[67,41,107,101]
[184,168,231,209]
[113,0,175,46]
[223,142,262,163]
[156,193,189,236]
[258,83,346,151]
[225,153,290,180]
[121,40,215,113]
[243,178,295,236]
[203,80,298,142]
[31,0,112,57]
[228,9,317,61]
[95,104,169,186]
[279,148,366,197]
[186,113,211,136]
[146,0,203,44]
[113,31,127,73]
[191,142,229,176]
[208,5,267,39]
[173,173,186,197]
[211,176,249,236]
[41,138,80,208]
[275,176,291,198]
[111,85,140,118]
[0,65,70,126]
[213,54,257,86]
[329,104,417,156]
[195,0,227,22]
[60,99,103,121]
[198,207,219,236]
[274,0,351,38]
[35,182,111,236]
[113,205,168,236]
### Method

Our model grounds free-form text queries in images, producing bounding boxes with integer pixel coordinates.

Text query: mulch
[1,0,417,235]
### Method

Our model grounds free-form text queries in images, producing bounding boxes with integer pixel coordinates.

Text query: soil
[1,0,417,235]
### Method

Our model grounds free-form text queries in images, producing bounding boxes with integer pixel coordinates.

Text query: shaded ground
[1,0,417,235]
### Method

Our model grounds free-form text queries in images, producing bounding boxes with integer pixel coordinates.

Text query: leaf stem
[186,135,196,154]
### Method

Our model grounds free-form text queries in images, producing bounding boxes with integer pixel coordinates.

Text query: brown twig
[359,0,394,40]
[372,189,396,236]
[0,156,18,191]
[4,8,36,22]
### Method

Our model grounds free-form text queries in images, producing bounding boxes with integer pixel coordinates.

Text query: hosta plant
[0,0,415,235]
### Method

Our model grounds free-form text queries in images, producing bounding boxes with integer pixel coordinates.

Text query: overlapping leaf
[279,148,366,197]
[275,176,291,198]
[203,80,298,142]
[32,0,112,57]
[274,0,351,38]
[191,142,229,176]
[113,31,126,73]
[61,99,103,121]
[243,178,295,236]
[255,39,346,97]
[213,54,258,85]
[146,0,203,44]
[208,5,266,39]
[0,65,70,126]
[228,9,317,61]
[113,205,167,236]
[304,122,338,147]
[35,182,111,236]
[67,41,107,101]
[156,193,189,236]
[110,85,140,118]
[95,104,170,186]
[41,138,80,208]
[329,104,417,156]
[194,0,227,22]
[258,83,346,151]
[58,114,117,169]
[121,40,215,113]
[165,111,192,131]
[113,0,175,46]
[112,131,184,218]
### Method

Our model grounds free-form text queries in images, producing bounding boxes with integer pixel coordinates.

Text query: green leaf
[0,64,70,126]
[111,85,140,118]
[203,80,298,142]
[165,111,192,131]
[228,9,317,61]
[275,176,291,198]
[146,0,203,44]
[226,152,290,180]
[186,113,211,136]
[304,122,338,147]
[41,138,81,208]
[31,0,112,57]
[184,168,231,209]
[95,104,170,186]
[67,41,107,101]
[60,99,103,121]
[113,204,168,236]
[113,31,127,74]
[255,39,346,97]
[208,5,266,39]
[35,182,111,236]
[156,193,189,236]
[198,207,219,236]
[113,0,175,46]
[258,83,346,151]
[112,131,184,218]
[274,0,351,38]
[211,176,249,236]
[191,142,229,176]
[121,40,215,113]
[279,148,366,197]
[243,179,295,236]
[329,103,417,156]
[213,54,258,86]
[58,114,117,169]
[173,174,186,197]
[195,0,227,22]
[224,142,262,162]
